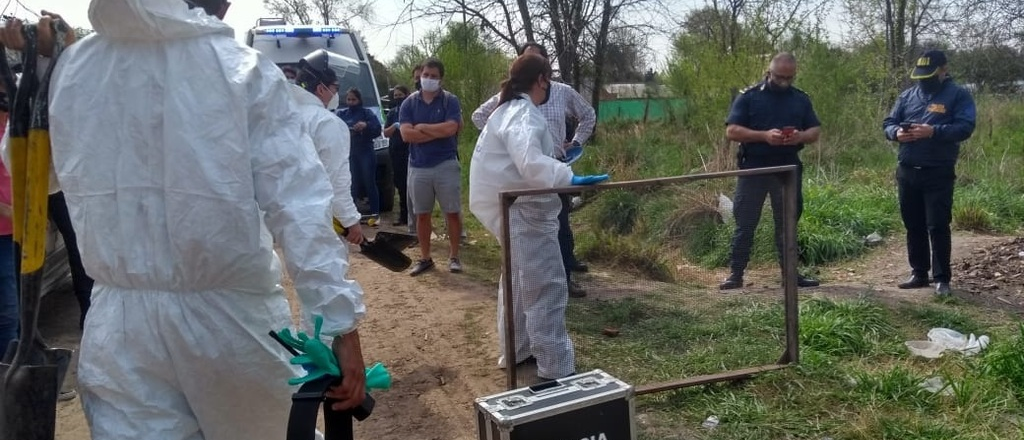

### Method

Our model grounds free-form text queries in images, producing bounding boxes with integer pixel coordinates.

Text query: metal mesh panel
[501,167,801,393]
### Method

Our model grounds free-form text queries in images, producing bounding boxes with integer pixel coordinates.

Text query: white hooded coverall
[290,83,362,229]
[47,1,365,439]
[468,94,576,380]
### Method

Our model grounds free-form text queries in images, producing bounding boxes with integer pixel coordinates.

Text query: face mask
[918,77,942,94]
[539,82,552,106]
[420,77,441,92]
[327,92,340,110]
[391,97,405,109]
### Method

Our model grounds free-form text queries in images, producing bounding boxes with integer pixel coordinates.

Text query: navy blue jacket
[336,105,383,154]
[883,78,976,168]
[726,81,821,168]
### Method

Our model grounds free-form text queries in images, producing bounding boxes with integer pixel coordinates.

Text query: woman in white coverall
[469,54,608,381]
[2,1,368,439]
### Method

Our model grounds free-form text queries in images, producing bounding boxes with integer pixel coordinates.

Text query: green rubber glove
[274,315,341,385]
[273,315,393,389]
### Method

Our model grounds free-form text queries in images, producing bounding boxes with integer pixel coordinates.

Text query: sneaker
[448,258,463,273]
[58,389,78,402]
[410,259,435,276]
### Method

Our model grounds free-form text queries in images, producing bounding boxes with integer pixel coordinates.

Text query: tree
[264,0,374,26]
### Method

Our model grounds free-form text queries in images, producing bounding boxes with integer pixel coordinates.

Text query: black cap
[911,50,947,79]
[298,49,338,89]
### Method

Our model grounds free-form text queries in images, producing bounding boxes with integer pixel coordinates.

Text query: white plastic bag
[905,327,990,358]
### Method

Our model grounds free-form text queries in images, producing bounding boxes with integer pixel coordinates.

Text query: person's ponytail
[497,54,552,108]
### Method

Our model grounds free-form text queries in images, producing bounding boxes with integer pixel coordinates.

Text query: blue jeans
[0,234,18,358]
[350,149,379,215]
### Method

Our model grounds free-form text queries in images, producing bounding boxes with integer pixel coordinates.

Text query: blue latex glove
[571,174,610,185]
[562,142,583,165]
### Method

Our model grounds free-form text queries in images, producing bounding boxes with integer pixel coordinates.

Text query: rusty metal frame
[499,166,801,392]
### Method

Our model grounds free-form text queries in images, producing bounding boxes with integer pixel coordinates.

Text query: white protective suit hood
[88,0,233,41]
[469,95,574,237]
[47,2,366,438]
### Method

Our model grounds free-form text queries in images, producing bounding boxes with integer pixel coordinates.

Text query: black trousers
[48,192,94,323]
[728,165,804,275]
[557,193,577,282]
[389,145,410,222]
[897,164,955,283]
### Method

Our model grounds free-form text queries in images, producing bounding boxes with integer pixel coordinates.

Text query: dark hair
[420,58,445,78]
[392,85,410,96]
[346,87,363,105]
[498,54,552,106]
[296,67,337,94]
[412,64,422,74]
[517,42,549,59]
[185,0,227,16]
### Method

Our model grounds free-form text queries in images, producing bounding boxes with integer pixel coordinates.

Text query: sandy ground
[39,230,1020,439]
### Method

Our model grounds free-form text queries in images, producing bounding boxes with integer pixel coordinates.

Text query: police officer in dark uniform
[720,53,821,290]
[883,50,976,296]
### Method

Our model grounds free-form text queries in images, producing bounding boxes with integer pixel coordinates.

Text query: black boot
[898,274,930,289]
[719,273,743,290]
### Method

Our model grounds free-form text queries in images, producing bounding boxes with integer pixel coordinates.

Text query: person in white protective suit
[1,1,368,439]
[468,54,609,381]
[290,48,365,245]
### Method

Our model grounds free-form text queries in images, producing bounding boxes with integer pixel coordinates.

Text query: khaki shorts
[408,159,462,215]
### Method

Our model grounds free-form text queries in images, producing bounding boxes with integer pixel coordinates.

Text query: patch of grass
[800,297,895,356]
[568,295,786,384]
[577,231,675,282]
[980,323,1024,401]
[953,200,995,231]
[851,365,936,409]
[595,189,641,234]
[902,305,985,335]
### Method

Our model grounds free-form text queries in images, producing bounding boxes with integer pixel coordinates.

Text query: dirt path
[44,231,1020,439]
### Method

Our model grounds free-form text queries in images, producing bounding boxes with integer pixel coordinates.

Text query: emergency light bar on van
[256,26,345,38]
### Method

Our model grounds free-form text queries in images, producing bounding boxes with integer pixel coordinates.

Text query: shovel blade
[1,363,61,440]
[359,239,412,272]
[0,342,73,440]
[372,232,418,251]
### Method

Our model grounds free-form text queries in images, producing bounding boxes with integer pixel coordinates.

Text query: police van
[245,18,394,213]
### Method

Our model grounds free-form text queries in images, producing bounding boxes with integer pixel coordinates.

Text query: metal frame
[499,166,801,392]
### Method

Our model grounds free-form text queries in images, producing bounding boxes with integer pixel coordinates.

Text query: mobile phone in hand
[781,126,796,136]
[899,122,913,130]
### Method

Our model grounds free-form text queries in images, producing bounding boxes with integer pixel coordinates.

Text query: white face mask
[420,77,441,92]
[327,91,340,110]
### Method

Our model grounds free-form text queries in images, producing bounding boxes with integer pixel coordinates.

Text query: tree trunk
[517,0,536,43]
[590,0,615,130]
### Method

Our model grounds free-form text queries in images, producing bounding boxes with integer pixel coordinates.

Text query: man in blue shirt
[720,53,821,291]
[399,58,464,275]
[883,50,976,296]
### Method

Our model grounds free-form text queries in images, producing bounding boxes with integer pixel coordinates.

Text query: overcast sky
[7,0,847,69]
[5,0,688,68]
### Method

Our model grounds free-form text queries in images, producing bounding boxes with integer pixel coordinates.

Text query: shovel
[333,219,413,272]
[1,22,74,440]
